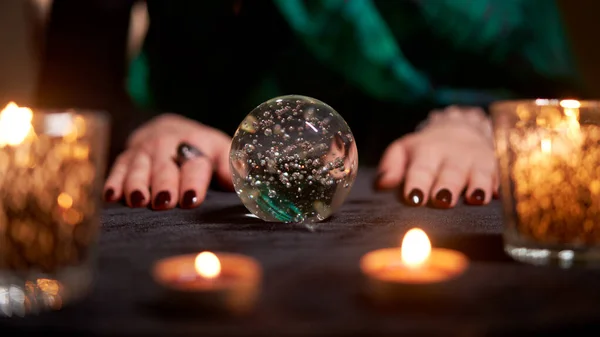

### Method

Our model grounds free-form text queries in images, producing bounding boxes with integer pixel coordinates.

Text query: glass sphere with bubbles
[230,95,358,229]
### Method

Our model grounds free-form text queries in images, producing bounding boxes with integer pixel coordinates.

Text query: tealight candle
[152,251,261,314]
[360,228,468,303]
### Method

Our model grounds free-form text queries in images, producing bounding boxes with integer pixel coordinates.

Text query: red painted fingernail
[406,189,424,206]
[432,189,452,209]
[181,190,198,209]
[153,191,171,210]
[130,190,145,208]
[469,189,486,205]
[104,188,115,202]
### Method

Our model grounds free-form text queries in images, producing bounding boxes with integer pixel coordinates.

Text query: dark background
[3,0,600,166]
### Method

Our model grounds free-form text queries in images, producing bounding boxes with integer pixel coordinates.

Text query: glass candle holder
[491,99,600,266]
[0,103,109,316]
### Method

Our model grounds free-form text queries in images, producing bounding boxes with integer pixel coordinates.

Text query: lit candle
[0,102,34,147]
[360,228,468,302]
[152,251,261,314]
[0,102,108,315]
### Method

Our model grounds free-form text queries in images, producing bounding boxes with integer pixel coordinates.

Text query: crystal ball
[230,95,358,228]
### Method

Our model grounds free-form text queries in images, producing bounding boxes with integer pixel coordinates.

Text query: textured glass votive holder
[0,103,109,316]
[491,99,600,267]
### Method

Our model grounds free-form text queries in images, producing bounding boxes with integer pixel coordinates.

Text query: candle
[0,102,109,316]
[152,251,261,314]
[360,228,468,303]
[492,99,600,265]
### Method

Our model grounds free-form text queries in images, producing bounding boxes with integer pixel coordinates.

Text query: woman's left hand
[375,106,498,208]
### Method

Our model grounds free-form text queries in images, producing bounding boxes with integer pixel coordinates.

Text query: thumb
[187,128,235,191]
[214,140,234,191]
[375,135,412,190]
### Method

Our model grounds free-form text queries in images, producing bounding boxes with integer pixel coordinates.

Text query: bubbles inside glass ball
[230,95,358,228]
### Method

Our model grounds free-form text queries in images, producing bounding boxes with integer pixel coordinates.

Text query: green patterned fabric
[127,0,578,109]
[274,0,431,104]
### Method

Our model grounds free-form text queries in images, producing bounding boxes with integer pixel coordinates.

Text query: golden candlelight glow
[564,108,577,118]
[400,228,431,268]
[0,107,102,272]
[560,100,582,139]
[194,251,221,279]
[559,99,581,109]
[0,102,34,147]
[498,101,600,245]
[57,192,73,209]
[62,114,85,142]
[36,278,60,296]
[541,138,552,153]
[63,209,82,225]
[73,144,90,160]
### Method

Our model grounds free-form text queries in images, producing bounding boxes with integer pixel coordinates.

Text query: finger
[465,164,495,205]
[179,156,213,209]
[375,136,413,190]
[123,151,152,208]
[214,149,234,191]
[402,143,444,206]
[184,130,233,191]
[150,138,180,211]
[430,157,471,209]
[104,151,132,202]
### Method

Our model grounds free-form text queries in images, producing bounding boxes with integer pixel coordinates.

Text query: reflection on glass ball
[230,95,358,229]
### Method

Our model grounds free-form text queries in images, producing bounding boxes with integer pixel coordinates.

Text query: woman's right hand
[376,106,498,208]
[103,114,234,210]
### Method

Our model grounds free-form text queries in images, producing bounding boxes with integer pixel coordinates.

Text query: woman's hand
[103,114,234,210]
[375,106,498,208]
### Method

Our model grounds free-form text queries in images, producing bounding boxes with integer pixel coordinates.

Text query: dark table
[3,169,600,336]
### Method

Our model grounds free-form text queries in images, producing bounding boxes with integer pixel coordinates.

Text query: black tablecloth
[2,169,600,336]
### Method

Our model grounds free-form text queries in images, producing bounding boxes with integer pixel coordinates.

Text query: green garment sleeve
[417,0,575,78]
[127,52,154,109]
[416,0,523,63]
[273,0,433,104]
[273,0,577,106]
[126,0,577,109]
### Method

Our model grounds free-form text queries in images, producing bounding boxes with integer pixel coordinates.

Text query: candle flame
[194,251,221,279]
[400,228,431,268]
[0,102,34,147]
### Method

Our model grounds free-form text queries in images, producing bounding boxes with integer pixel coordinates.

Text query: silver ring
[175,142,205,167]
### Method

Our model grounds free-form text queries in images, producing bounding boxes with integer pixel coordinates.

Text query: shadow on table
[139,297,258,323]
[434,233,514,263]
[196,205,334,232]
[345,198,381,206]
